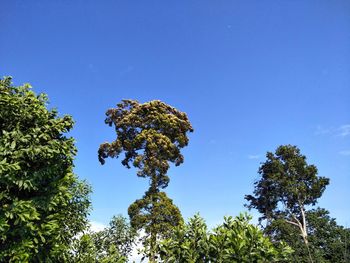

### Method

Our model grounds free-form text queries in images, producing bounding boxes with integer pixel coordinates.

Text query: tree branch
[285,220,299,227]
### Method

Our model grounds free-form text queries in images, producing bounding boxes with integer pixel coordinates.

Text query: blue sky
[1,1,349,228]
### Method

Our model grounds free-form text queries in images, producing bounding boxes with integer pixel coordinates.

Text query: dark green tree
[306,208,350,262]
[245,145,329,263]
[0,77,91,262]
[128,190,183,260]
[98,99,193,262]
[265,208,350,263]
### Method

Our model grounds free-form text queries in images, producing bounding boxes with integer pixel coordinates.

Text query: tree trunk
[285,206,313,263]
[149,231,157,263]
[149,173,158,262]
[300,206,313,263]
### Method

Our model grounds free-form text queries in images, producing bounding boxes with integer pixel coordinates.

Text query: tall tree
[0,77,91,262]
[245,145,329,263]
[98,99,193,262]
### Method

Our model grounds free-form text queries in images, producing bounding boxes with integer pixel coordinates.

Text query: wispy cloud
[315,124,350,138]
[314,125,333,135]
[338,125,350,137]
[339,150,350,156]
[248,154,261,160]
[118,65,134,76]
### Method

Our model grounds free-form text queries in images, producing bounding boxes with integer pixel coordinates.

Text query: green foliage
[158,214,210,262]
[0,77,91,262]
[307,208,350,262]
[93,215,137,260]
[71,233,98,263]
[128,191,183,239]
[129,191,183,261]
[72,233,127,263]
[71,215,135,263]
[159,213,292,263]
[245,145,330,263]
[245,145,329,221]
[209,214,292,263]
[266,208,350,262]
[98,100,193,261]
[98,99,193,188]
[99,245,127,263]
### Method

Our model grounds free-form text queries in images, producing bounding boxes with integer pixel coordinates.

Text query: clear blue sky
[1,1,349,228]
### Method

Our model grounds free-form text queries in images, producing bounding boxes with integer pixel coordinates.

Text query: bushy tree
[158,214,210,262]
[209,214,292,263]
[159,213,292,263]
[98,100,193,262]
[0,77,91,262]
[245,145,329,263]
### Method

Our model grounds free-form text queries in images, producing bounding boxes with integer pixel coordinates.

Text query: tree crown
[98,99,193,188]
[245,145,329,220]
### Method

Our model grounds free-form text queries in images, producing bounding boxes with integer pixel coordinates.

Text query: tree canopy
[0,77,91,262]
[265,208,350,262]
[98,99,193,188]
[245,145,330,263]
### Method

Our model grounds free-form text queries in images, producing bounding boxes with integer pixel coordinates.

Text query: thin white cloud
[339,150,350,156]
[118,65,134,76]
[248,154,261,160]
[315,124,350,138]
[338,125,350,137]
[89,221,106,232]
[314,125,333,135]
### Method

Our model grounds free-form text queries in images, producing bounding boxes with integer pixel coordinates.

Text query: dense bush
[159,213,293,263]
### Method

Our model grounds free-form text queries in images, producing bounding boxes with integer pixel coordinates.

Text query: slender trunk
[302,235,313,263]
[300,205,313,263]
[149,231,157,263]
[286,206,313,263]
[149,173,158,263]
